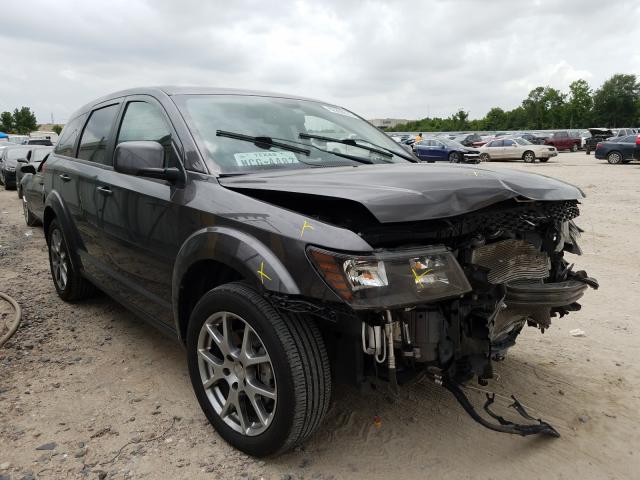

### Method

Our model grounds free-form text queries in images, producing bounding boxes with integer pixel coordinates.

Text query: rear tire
[187,282,331,457]
[23,197,39,226]
[607,151,623,165]
[47,219,96,301]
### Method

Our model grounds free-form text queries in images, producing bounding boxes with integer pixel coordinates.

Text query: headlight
[6,166,15,172]
[308,246,472,309]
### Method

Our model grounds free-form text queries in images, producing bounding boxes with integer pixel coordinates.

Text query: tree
[521,86,566,129]
[450,109,470,131]
[483,107,507,130]
[566,79,593,128]
[0,111,13,133]
[52,124,63,135]
[592,74,640,127]
[12,107,38,134]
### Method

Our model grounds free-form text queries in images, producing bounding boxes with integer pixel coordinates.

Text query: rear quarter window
[77,104,120,165]
[54,114,87,157]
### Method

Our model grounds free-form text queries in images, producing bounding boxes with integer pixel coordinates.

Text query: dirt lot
[1,151,639,480]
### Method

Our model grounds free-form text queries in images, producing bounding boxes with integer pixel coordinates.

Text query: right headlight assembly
[307,246,472,309]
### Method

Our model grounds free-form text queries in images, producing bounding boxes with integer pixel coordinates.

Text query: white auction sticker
[234,151,300,167]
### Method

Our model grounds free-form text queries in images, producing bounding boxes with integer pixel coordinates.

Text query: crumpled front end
[299,197,598,436]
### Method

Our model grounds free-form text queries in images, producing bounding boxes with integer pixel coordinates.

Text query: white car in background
[478,137,558,162]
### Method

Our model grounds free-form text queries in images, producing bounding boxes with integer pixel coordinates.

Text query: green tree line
[0,107,39,135]
[393,74,640,132]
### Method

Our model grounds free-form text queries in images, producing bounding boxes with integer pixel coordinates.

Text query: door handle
[97,185,112,196]
[59,174,71,182]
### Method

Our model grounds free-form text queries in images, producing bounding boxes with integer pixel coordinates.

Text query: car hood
[219,163,584,223]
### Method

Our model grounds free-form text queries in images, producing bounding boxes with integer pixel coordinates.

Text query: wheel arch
[43,191,86,272]
[172,226,301,343]
[522,149,535,160]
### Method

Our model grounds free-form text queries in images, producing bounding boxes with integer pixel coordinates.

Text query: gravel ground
[0,151,639,480]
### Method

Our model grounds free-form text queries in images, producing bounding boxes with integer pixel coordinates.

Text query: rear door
[88,96,185,326]
[432,140,448,160]
[619,135,637,159]
[485,140,504,159]
[414,140,435,161]
[65,102,123,283]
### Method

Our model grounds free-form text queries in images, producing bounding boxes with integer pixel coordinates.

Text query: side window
[488,140,503,147]
[54,115,87,157]
[77,104,120,165]
[117,101,177,168]
[503,139,515,146]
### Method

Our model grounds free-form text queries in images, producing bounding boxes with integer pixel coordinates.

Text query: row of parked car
[389,127,640,164]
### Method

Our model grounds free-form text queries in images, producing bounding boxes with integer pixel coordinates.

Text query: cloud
[0,0,638,123]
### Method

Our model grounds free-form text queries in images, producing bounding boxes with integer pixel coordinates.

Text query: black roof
[72,86,325,120]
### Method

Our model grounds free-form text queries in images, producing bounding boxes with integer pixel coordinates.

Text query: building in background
[368,118,413,129]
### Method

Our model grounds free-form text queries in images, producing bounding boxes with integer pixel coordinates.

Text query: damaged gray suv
[42,87,597,456]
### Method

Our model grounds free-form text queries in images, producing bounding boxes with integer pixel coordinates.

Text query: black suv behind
[41,87,596,455]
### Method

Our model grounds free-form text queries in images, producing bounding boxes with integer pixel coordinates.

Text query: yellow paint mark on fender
[300,220,314,238]
[257,261,272,284]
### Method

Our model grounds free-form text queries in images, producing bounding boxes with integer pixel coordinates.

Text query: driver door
[501,139,519,159]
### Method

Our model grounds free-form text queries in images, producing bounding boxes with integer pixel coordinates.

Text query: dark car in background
[450,133,483,147]
[16,146,52,198]
[413,137,480,163]
[584,128,613,154]
[519,132,546,145]
[40,86,595,456]
[23,138,54,146]
[594,134,640,164]
[19,155,49,226]
[0,145,33,189]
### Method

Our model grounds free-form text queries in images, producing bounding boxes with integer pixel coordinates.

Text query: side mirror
[114,141,183,183]
[21,164,36,175]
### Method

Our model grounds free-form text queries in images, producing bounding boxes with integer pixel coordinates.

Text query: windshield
[32,147,53,162]
[174,95,411,174]
[514,138,532,145]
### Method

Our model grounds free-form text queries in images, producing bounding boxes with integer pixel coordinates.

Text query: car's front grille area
[359,200,580,247]
[466,200,580,232]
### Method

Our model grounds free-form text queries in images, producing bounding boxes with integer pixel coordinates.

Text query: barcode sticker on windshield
[234,151,300,167]
[322,105,356,118]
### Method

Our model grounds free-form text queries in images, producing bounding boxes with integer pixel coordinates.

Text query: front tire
[607,151,623,165]
[523,151,536,163]
[571,143,578,152]
[480,153,490,162]
[47,219,96,301]
[187,283,331,457]
[539,158,549,163]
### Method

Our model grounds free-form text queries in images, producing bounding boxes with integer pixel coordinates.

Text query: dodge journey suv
[41,87,596,456]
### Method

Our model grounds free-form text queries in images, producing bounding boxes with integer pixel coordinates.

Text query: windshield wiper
[299,133,392,158]
[217,130,310,155]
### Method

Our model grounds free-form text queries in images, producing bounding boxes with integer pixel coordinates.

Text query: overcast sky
[1,0,639,124]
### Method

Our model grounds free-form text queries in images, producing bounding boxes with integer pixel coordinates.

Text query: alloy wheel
[197,311,277,436]
[608,152,622,164]
[50,228,68,291]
